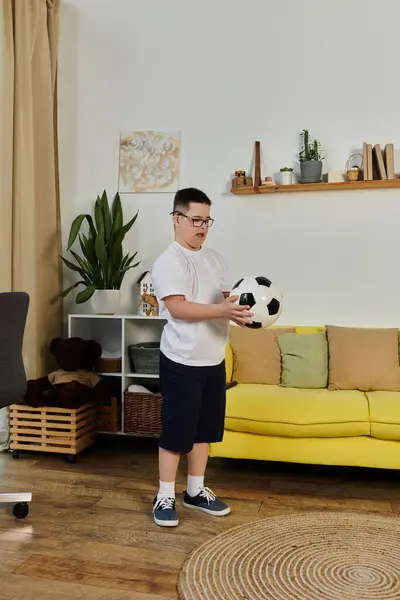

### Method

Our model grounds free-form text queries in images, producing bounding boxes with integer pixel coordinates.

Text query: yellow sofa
[210,326,400,470]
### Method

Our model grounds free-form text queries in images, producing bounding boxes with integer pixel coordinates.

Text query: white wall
[59,0,400,326]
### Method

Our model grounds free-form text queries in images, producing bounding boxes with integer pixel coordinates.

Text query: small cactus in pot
[280,167,294,185]
[299,129,324,182]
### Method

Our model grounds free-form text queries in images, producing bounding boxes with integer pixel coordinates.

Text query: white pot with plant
[280,167,294,185]
[61,191,140,315]
[299,129,324,183]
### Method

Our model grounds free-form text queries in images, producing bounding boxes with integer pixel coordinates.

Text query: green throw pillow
[278,332,328,389]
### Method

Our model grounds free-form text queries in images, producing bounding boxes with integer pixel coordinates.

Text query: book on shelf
[367,144,373,180]
[362,142,397,180]
[363,143,369,180]
[383,143,395,179]
[373,144,387,180]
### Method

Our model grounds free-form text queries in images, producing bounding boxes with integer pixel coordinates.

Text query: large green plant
[61,191,140,304]
[299,129,324,162]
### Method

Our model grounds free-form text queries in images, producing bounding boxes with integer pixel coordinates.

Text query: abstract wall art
[118,130,181,193]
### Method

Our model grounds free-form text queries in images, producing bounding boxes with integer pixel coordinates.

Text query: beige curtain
[0,0,62,378]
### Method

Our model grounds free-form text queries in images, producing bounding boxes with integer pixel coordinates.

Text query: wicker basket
[346,152,362,182]
[124,391,162,436]
[95,357,122,373]
[128,342,160,374]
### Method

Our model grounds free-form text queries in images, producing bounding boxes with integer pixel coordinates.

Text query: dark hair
[173,188,212,213]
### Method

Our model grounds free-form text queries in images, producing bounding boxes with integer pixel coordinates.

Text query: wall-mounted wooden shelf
[231,179,400,195]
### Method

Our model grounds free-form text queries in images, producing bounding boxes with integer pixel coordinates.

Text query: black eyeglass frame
[170,211,214,228]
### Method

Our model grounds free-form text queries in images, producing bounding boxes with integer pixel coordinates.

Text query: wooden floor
[1,436,400,600]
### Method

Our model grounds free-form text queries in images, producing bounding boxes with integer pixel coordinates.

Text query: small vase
[92,290,121,315]
[300,160,323,182]
[280,171,293,185]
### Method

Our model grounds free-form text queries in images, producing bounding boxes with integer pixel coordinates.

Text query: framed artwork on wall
[118,130,181,193]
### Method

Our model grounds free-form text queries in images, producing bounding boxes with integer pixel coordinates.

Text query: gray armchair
[0,292,32,518]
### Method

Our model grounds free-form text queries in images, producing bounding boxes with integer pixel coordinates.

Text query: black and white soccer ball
[230,276,283,328]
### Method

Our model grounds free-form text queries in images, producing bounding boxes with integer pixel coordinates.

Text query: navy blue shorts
[159,352,226,454]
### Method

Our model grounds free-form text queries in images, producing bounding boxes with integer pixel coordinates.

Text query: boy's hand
[218,295,253,326]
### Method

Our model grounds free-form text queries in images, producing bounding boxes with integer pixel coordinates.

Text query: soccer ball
[230,276,283,329]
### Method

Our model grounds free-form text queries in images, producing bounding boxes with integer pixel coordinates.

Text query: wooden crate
[9,402,98,456]
[96,397,121,433]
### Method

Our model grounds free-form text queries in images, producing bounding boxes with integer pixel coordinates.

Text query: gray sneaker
[152,496,179,527]
[183,487,231,516]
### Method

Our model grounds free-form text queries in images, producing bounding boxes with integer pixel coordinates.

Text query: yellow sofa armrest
[225,342,233,382]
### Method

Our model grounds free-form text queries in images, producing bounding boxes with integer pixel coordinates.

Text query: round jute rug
[177,512,400,600]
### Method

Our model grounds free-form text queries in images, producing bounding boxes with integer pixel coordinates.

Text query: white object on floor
[127,384,152,393]
[0,493,32,503]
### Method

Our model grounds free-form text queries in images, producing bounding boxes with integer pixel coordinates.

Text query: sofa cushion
[366,391,400,441]
[278,332,328,389]
[225,384,370,437]
[327,325,400,391]
[295,326,326,334]
[225,343,234,382]
[229,326,295,385]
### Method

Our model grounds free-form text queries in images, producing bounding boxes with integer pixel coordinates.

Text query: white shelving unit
[68,314,166,435]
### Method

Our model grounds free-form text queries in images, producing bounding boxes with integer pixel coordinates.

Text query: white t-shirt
[151,242,232,366]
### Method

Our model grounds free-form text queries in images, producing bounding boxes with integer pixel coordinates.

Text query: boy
[151,187,253,527]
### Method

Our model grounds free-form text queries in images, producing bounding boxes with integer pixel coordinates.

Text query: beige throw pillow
[327,325,400,391]
[229,326,295,384]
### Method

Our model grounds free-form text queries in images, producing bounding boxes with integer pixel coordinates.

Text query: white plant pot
[280,171,294,185]
[91,290,121,315]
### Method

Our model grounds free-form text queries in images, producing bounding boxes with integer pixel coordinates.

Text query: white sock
[187,475,204,497]
[157,480,175,500]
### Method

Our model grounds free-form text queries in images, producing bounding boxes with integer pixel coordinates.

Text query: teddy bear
[24,337,111,409]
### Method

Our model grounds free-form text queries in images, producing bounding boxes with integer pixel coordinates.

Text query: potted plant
[280,167,294,185]
[299,129,324,182]
[61,191,140,315]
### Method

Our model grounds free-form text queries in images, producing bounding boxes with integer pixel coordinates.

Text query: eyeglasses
[170,211,214,228]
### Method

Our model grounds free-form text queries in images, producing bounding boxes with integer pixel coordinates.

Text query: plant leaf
[70,250,90,272]
[94,233,108,283]
[81,234,98,268]
[76,285,96,304]
[112,194,124,243]
[94,197,105,239]
[121,252,137,270]
[67,215,86,249]
[69,250,93,284]
[111,242,123,273]
[86,215,97,239]
[67,214,97,249]
[80,235,105,287]
[59,280,86,298]
[60,256,87,278]
[119,263,140,276]
[79,234,94,264]
[100,190,112,249]
[122,210,139,237]
[112,261,140,287]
